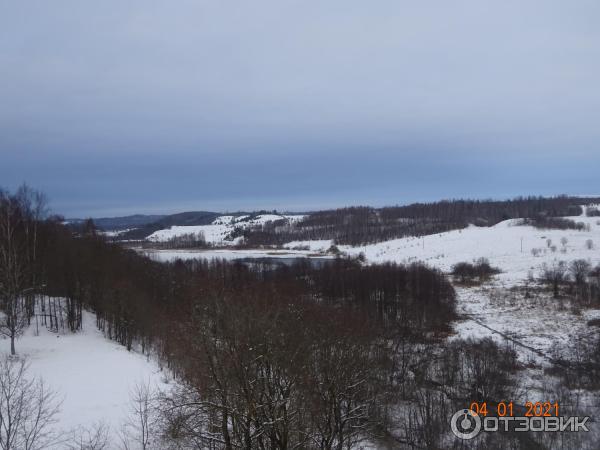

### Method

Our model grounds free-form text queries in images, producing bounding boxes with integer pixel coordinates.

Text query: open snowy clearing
[0,309,168,447]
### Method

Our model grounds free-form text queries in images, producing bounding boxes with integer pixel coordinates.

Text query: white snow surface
[147,223,243,246]
[340,215,600,284]
[0,309,168,446]
[147,214,305,246]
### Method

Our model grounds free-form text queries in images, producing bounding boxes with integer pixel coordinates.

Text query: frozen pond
[137,248,334,266]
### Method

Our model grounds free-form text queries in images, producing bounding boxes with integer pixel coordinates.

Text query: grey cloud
[1,1,599,215]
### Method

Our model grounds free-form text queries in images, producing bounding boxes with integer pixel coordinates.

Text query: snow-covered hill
[340,215,600,283]
[147,213,304,246]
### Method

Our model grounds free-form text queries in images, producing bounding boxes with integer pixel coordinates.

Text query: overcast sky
[1,1,599,217]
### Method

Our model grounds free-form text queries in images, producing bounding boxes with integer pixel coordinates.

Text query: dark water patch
[237,257,332,269]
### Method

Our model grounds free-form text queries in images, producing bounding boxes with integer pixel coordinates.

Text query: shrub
[586,207,600,217]
[451,258,500,283]
[328,244,341,255]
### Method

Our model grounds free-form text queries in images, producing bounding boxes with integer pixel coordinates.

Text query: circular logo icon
[450,409,482,440]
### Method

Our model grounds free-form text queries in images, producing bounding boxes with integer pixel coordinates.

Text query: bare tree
[120,381,157,450]
[14,185,48,322]
[67,422,110,450]
[570,259,592,286]
[306,331,381,450]
[0,356,61,450]
[0,192,32,355]
[541,260,569,298]
[404,389,447,450]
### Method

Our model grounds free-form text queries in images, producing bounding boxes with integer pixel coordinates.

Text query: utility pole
[521,237,523,253]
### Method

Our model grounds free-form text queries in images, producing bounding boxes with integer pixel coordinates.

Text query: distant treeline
[119,211,222,240]
[519,216,589,231]
[587,206,600,217]
[238,196,593,246]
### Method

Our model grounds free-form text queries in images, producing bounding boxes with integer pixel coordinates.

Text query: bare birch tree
[120,381,157,450]
[67,422,110,450]
[0,192,32,355]
[0,356,61,450]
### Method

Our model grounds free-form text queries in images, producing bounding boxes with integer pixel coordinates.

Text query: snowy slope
[339,215,600,284]
[0,309,168,446]
[147,214,304,246]
[147,223,241,245]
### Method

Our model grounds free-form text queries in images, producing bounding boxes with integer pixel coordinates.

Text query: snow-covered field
[147,214,304,246]
[0,309,168,447]
[340,215,600,284]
